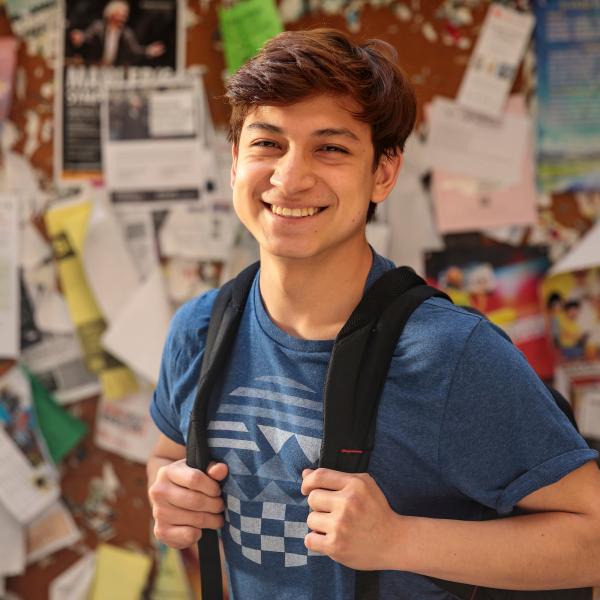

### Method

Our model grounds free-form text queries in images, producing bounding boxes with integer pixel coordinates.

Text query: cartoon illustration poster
[425,244,555,380]
[542,267,600,388]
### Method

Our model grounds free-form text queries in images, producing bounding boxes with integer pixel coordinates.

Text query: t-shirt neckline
[252,251,395,352]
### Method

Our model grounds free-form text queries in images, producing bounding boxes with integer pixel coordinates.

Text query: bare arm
[390,461,600,589]
[147,433,230,597]
[303,460,600,589]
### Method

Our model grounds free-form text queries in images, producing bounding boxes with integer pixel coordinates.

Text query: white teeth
[270,205,321,217]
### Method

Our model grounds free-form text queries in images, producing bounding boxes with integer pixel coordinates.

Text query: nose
[270,148,316,196]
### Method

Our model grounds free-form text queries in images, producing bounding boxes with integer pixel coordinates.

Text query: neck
[258,239,373,340]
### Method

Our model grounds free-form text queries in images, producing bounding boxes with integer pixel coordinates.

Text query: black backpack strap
[320,267,449,472]
[186,261,259,600]
[318,267,450,600]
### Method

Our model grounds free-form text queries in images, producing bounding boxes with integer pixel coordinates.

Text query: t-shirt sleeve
[150,289,218,445]
[438,319,598,515]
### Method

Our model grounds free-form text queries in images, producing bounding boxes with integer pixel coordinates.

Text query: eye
[251,139,279,149]
[320,145,349,154]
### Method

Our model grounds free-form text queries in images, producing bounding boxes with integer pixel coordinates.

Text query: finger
[154,505,225,530]
[167,460,222,496]
[207,462,229,482]
[306,488,336,513]
[166,485,225,513]
[304,531,328,555]
[306,510,330,535]
[301,468,352,495]
[154,524,202,550]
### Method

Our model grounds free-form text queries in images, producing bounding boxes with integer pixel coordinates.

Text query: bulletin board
[1,1,596,598]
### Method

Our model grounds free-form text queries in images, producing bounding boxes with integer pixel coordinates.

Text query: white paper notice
[21,334,101,405]
[82,201,141,324]
[576,390,600,440]
[457,4,534,119]
[101,267,172,384]
[149,88,195,137]
[95,390,159,463]
[159,202,238,261]
[432,96,538,234]
[49,552,96,600]
[0,194,19,358]
[114,208,159,281]
[549,221,600,276]
[102,77,217,208]
[0,502,25,576]
[26,501,82,564]
[0,427,59,524]
[426,97,528,187]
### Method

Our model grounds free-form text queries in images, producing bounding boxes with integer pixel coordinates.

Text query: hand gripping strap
[186,262,259,600]
[320,268,450,600]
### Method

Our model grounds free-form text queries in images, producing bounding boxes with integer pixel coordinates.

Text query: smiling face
[231,95,401,264]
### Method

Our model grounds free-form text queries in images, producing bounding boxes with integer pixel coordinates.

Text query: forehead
[242,94,369,137]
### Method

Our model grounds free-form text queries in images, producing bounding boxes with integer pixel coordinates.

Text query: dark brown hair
[225,28,417,221]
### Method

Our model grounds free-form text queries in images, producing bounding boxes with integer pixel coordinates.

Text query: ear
[230,144,239,189]
[371,153,403,204]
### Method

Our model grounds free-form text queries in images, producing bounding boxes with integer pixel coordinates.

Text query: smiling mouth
[264,203,326,218]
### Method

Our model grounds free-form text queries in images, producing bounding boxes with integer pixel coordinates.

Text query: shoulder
[398,295,508,357]
[165,288,219,359]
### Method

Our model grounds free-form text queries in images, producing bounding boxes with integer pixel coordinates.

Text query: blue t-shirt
[151,253,597,600]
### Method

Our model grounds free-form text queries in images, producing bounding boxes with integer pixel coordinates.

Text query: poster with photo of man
[55,0,183,181]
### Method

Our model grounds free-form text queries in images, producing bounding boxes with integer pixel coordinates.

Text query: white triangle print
[258,425,294,453]
[223,450,252,475]
[295,434,321,463]
[255,375,315,393]
[256,454,298,482]
[252,481,296,504]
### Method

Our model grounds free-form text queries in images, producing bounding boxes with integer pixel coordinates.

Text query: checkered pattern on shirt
[224,494,322,567]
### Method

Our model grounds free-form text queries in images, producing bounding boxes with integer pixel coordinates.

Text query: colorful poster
[55,0,183,181]
[425,244,555,380]
[534,0,600,192]
[542,267,600,387]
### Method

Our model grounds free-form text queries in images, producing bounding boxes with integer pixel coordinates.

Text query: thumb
[207,461,229,482]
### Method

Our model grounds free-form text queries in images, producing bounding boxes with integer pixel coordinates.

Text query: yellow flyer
[45,200,137,399]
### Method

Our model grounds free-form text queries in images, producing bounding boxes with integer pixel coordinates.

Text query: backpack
[185,262,592,600]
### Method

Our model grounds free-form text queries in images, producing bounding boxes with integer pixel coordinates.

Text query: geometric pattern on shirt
[224,493,323,567]
[208,375,324,567]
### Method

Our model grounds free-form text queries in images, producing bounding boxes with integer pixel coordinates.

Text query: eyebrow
[245,122,360,142]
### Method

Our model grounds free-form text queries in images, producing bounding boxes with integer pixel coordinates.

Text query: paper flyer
[25,367,88,463]
[534,0,600,192]
[45,199,138,400]
[426,96,529,187]
[102,76,219,208]
[426,244,555,380]
[219,0,283,73]
[456,3,534,119]
[26,500,82,564]
[0,194,19,358]
[432,96,538,234]
[4,0,58,58]
[95,389,159,464]
[89,544,152,600]
[49,552,96,600]
[55,0,184,181]
[0,367,60,523]
[21,333,102,404]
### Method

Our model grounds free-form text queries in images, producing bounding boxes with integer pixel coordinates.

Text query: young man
[147,29,600,599]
